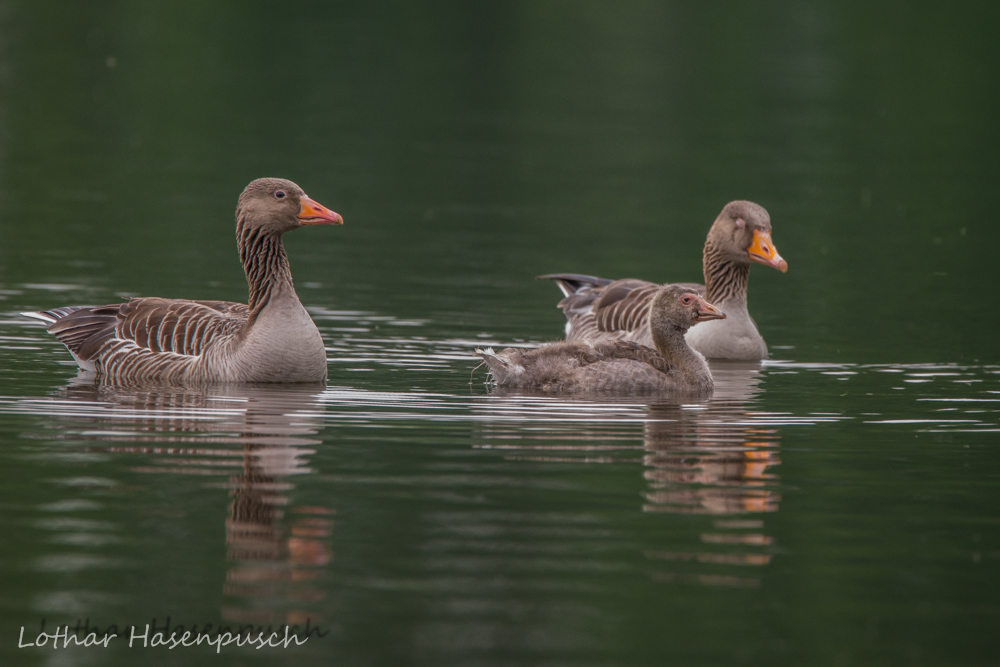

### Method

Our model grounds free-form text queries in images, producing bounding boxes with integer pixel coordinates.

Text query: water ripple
[2,311,999,600]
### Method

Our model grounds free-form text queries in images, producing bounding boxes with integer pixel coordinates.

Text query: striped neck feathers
[237,217,294,321]
[703,238,750,304]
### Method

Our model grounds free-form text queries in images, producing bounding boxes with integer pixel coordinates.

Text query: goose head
[650,285,726,337]
[707,200,787,273]
[237,177,343,235]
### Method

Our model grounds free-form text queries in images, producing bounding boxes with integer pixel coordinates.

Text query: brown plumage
[24,178,343,384]
[539,200,787,361]
[476,284,725,393]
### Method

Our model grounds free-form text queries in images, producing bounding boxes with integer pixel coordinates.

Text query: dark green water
[1,2,999,665]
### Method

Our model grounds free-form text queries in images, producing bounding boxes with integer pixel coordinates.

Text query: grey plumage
[476,284,725,394]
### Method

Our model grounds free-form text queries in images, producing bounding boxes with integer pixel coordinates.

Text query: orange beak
[694,297,726,322]
[298,195,344,225]
[748,229,787,272]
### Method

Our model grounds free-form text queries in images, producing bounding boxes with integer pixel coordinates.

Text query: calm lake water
[2,2,999,665]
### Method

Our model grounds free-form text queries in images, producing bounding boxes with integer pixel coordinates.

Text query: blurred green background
[1,2,999,666]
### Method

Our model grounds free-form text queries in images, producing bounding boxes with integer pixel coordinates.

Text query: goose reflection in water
[48,377,334,626]
[474,362,783,587]
[642,362,781,517]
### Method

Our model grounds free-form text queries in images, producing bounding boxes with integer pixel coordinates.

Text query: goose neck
[703,239,750,305]
[237,224,294,321]
[651,323,711,385]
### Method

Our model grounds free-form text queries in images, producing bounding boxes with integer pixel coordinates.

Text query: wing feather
[37,297,248,363]
[117,298,247,357]
[543,274,706,345]
[43,305,121,361]
[595,281,660,334]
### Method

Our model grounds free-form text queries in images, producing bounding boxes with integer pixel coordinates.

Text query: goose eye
[274,190,287,199]
[681,296,693,305]
[736,218,746,229]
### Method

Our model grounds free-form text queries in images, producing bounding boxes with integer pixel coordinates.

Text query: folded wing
[41,298,249,363]
[539,274,705,345]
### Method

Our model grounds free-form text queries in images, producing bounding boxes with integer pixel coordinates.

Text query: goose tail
[21,306,96,327]
[21,311,58,325]
[474,347,523,385]
[536,273,613,297]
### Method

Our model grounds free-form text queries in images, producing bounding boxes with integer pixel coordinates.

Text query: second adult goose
[476,285,725,393]
[24,178,343,383]
[539,200,787,360]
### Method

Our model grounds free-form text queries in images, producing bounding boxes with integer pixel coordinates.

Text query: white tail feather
[21,311,56,325]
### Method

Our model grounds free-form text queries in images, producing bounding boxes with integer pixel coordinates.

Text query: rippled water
[3,303,999,665]
[3,2,1000,665]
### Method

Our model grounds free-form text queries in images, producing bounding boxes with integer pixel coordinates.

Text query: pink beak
[694,297,726,322]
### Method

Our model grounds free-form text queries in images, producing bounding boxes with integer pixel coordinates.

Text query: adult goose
[539,200,787,361]
[24,178,343,383]
[476,285,725,393]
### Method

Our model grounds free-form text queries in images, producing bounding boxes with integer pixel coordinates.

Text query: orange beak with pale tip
[694,297,726,322]
[298,195,344,226]
[748,229,787,272]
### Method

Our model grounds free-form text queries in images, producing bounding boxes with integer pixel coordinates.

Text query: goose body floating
[24,178,343,383]
[476,285,725,393]
[540,200,787,361]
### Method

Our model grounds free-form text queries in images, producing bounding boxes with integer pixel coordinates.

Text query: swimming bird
[475,284,725,393]
[539,200,786,361]
[23,178,343,383]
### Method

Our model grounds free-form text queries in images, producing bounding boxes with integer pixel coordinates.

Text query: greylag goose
[476,285,725,392]
[23,178,343,383]
[539,200,786,361]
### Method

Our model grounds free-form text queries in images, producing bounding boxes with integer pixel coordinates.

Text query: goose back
[39,298,250,382]
[476,340,687,393]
